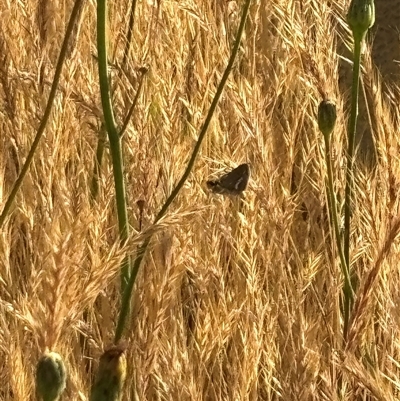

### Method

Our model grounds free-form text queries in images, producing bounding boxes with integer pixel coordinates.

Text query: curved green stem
[121,0,138,70]
[97,0,131,290]
[90,124,107,200]
[323,135,354,328]
[114,0,253,343]
[343,37,362,338]
[0,0,85,228]
[119,69,147,138]
[344,39,361,267]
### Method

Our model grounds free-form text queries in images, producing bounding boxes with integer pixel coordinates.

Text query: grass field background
[0,0,399,399]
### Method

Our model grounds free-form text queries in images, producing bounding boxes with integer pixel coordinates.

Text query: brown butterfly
[206,163,250,195]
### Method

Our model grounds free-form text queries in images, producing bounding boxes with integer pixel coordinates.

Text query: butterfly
[206,163,250,195]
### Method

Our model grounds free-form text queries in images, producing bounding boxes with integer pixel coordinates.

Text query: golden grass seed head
[318,99,337,138]
[36,351,67,401]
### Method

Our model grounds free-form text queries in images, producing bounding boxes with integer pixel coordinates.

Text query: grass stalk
[90,124,107,200]
[323,133,353,299]
[343,38,361,278]
[119,68,147,138]
[319,99,355,338]
[343,0,375,337]
[322,124,354,338]
[97,0,131,291]
[114,0,253,343]
[121,0,138,70]
[0,0,85,228]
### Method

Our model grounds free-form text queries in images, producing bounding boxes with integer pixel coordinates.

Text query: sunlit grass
[0,0,399,400]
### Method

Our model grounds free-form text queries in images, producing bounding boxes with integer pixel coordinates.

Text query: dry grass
[0,0,399,400]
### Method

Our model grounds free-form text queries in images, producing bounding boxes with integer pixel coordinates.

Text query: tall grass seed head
[36,351,67,401]
[90,344,127,401]
[318,100,337,138]
[347,0,375,41]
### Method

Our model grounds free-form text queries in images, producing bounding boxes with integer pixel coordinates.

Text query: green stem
[114,0,253,343]
[343,37,362,338]
[97,0,131,290]
[0,0,85,228]
[90,124,107,200]
[119,69,147,138]
[121,0,138,70]
[323,134,354,312]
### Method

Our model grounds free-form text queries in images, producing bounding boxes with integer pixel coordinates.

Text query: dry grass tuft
[0,0,399,400]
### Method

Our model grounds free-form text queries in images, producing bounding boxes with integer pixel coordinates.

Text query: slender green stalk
[119,68,147,138]
[90,124,107,200]
[323,134,355,334]
[97,0,131,290]
[121,0,138,70]
[324,136,352,298]
[343,38,361,274]
[342,37,363,340]
[319,99,354,338]
[114,0,253,343]
[0,0,85,228]
[343,0,375,338]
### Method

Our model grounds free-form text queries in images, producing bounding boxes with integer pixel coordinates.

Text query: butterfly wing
[207,163,250,195]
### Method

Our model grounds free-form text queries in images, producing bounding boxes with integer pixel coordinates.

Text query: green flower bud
[347,0,375,42]
[36,351,67,401]
[90,344,127,401]
[318,100,337,138]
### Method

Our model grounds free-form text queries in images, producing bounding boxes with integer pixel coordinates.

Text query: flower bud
[347,0,375,41]
[36,351,67,401]
[90,344,127,401]
[318,100,337,138]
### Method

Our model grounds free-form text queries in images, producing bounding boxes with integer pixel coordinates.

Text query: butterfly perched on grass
[206,163,250,195]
